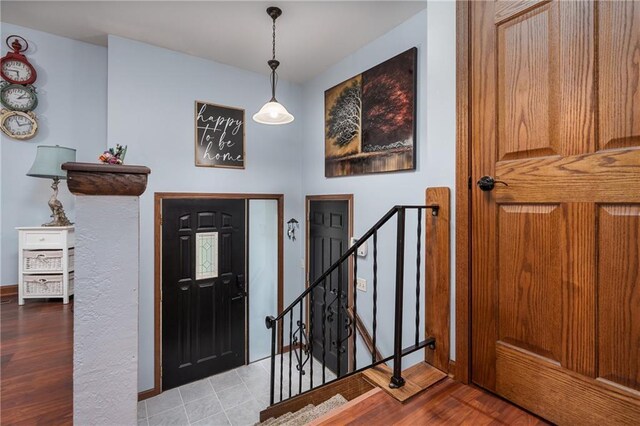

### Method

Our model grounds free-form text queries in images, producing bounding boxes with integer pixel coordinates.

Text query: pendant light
[253,6,294,125]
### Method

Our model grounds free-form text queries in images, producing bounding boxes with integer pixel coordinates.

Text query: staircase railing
[265,205,439,406]
[346,307,384,363]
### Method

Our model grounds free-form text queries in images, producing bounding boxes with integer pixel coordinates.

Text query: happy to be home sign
[195,101,245,169]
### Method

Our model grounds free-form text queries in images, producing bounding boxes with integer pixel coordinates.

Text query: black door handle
[477,176,508,191]
[237,274,247,297]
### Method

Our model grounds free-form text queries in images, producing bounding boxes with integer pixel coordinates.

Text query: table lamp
[26,145,76,226]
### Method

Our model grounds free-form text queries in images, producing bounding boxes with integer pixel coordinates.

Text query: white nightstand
[16,226,75,305]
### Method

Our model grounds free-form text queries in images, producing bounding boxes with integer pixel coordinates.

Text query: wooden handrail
[347,307,384,363]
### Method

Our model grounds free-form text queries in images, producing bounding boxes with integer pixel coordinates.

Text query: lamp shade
[252,101,295,125]
[27,145,76,179]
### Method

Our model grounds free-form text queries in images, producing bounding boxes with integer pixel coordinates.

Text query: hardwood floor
[313,378,548,425]
[1,297,73,425]
[1,296,546,425]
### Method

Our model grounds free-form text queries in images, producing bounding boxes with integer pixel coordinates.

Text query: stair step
[278,404,316,426]
[258,394,348,426]
[403,361,448,389]
[259,372,374,423]
[307,388,382,426]
[362,361,446,402]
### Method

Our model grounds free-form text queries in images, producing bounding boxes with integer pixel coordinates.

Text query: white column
[73,195,139,425]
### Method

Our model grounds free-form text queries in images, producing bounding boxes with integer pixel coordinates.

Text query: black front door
[308,200,349,376]
[162,198,246,390]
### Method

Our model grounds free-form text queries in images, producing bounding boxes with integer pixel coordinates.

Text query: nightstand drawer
[23,249,74,273]
[21,230,74,249]
[23,273,74,297]
[23,232,63,248]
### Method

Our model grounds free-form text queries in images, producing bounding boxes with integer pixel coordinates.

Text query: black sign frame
[194,100,245,169]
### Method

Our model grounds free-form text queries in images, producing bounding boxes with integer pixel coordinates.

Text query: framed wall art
[324,47,417,177]
[195,100,245,169]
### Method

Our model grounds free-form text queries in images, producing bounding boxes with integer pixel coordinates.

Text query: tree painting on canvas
[325,75,362,159]
[324,47,417,177]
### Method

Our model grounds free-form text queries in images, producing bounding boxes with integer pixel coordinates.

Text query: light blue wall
[249,199,279,362]
[107,36,305,391]
[299,3,456,366]
[0,23,108,285]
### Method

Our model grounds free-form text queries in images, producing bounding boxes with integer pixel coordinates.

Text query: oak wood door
[309,200,350,376]
[162,199,246,390]
[470,1,640,424]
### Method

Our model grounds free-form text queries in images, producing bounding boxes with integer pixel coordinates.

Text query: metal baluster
[279,319,283,402]
[289,310,293,398]
[309,286,314,390]
[337,265,342,377]
[390,207,406,388]
[322,278,327,384]
[372,230,378,364]
[353,251,357,371]
[415,208,422,346]
[267,316,276,405]
[299,303,303,395]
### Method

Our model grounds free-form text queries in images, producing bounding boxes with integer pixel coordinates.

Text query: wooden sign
[195,101,245,169]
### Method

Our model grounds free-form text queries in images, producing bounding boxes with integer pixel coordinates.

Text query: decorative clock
[1,35,37,85]
[0,81,38,111]
[0,108,38,140]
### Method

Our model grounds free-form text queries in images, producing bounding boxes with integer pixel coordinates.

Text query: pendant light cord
[272,15,276,61]
[270,13,278,101]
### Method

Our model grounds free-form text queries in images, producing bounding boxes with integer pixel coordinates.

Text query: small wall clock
[1,36,37,85]
[0,108,38,140]
[0,82,38,111]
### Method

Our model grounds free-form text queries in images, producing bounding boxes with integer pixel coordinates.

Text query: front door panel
[162,199,246,390]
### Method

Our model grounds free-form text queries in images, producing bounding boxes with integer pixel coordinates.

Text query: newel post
[62,162,151,425]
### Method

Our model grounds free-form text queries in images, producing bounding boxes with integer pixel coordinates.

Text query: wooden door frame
[454,0,471,384]
[143,192,285,400]
[305,194,354,372]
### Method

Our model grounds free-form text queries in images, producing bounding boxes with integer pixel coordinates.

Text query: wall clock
[0,108,38,140]
[0,82,38,111]
[1,35,37,85]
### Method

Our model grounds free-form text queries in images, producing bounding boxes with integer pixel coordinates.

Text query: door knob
[477,176,508,191]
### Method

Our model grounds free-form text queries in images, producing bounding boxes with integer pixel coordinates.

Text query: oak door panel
[471,0,640,422]
[497,0,596,161]
[598,1,640,150]
[494,0,550,25]
[558,203,596,377]
[495,149,640,204]
[498,205,562,361]
[598,205,640,391]
[497,2,558,161]
[496,343,640,425]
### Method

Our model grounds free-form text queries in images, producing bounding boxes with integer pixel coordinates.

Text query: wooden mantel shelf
[62,162,151,196]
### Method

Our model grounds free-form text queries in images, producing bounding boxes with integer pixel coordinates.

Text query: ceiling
[1,1,429,83]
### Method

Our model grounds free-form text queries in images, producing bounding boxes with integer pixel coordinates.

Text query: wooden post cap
[61,162,151,196]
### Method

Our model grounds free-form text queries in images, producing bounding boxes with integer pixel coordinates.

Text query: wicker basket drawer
[23,273,74,297]
[23,249,74,272]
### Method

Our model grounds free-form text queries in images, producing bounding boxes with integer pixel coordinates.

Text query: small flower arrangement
[99,144,128,165]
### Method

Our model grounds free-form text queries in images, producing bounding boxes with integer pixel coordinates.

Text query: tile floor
[138,357,336,426]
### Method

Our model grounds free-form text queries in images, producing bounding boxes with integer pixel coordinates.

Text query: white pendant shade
[252,101,295,125]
